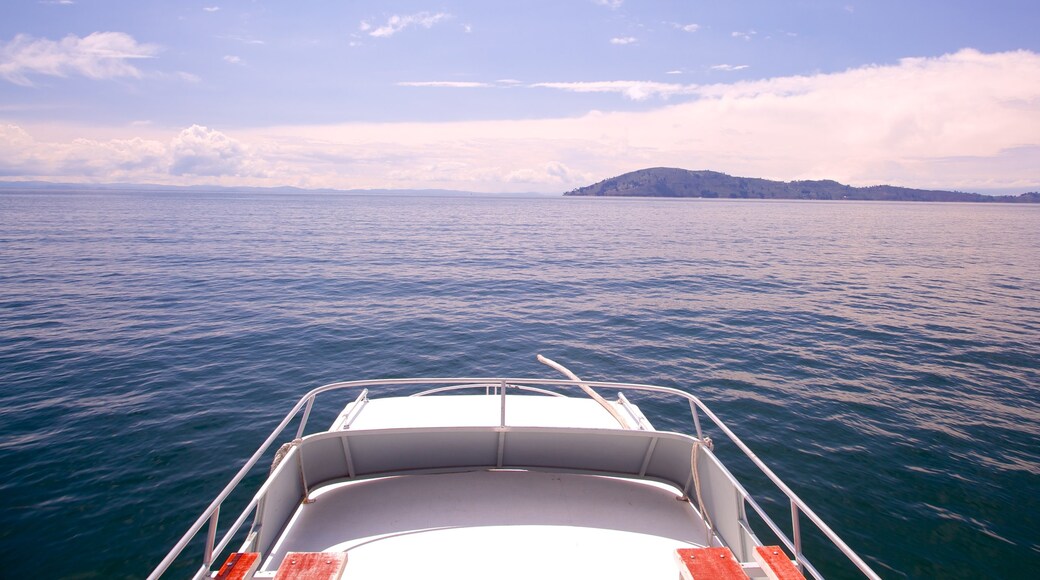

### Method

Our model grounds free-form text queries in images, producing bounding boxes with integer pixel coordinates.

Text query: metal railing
[148,377,881,580]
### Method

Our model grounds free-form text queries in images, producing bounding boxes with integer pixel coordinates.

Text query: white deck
[260,469,711,579]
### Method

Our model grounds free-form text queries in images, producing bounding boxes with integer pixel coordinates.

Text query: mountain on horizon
[564,168,1040,203]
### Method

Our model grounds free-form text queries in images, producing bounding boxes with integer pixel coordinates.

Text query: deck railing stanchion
[791,499,804,573]
[296,395,315,439]
[689,398,703,441]
[499,381,507,427]
[203,507,219,568]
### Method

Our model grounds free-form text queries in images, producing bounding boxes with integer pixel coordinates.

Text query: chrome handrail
[149,376,881,580]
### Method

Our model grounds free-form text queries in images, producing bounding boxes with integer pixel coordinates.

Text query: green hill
[564,168,1040,202]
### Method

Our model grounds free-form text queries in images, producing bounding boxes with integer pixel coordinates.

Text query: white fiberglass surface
[261,470,710,579]
[339,394,632,430]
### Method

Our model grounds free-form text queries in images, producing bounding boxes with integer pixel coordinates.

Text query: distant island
[564,168,1040,203]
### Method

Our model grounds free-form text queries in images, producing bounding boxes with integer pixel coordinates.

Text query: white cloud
[676,23,700,33]
[203,6,219,12]
[169,125,258,177]
[610,37,637,45]
[592,0,623,8]
[223,55,242,65]
[711,64,749,72]
[0,32,159,86]
[3,50,1039,194]
[38,1,75,4]
[367,12,451,38]
[0,124,43,175]
[732,30,757,41]
[0,123,166,179]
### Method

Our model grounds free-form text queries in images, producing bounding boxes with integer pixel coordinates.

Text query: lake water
[1,191,1037,578]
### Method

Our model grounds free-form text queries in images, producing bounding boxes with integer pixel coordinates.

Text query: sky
[1,0,1039,194]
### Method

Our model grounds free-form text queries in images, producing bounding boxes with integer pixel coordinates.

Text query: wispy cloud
[203,6,219,12]
[531,80,694,101]
[398,81,491,88]
[610,36,637,45]
[38,0,75,5]
[711,64,749,72]
[592,0,624,9]
[223,55,242,65]
[362,12,451,38]
[0,32,159,86]
[174,71,201,83]
[218,35,265,45]
[732,30,757,41]
[674,23,700,33]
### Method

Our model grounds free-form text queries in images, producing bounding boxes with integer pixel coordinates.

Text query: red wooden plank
[215,552,260,580]
[675,547,749,580]
[754,546,806,580]
[274,552,347,580]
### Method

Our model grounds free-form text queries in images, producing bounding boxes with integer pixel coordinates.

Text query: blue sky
[2,0,1039,193]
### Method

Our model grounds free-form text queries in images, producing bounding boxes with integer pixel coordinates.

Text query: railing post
[296,438,314,503]
[791,499,804,573]
[296,395,315,439]
[203,506,219,568]
[689,399,704,440]
[499,381,507,427]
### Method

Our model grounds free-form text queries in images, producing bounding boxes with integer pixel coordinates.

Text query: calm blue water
[1,191,1038,578]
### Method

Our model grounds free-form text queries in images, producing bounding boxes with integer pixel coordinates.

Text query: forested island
[564,168,1040,203]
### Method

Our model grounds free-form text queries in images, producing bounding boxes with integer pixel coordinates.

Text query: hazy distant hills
[0,181,511,197]
[565,168,1040,203]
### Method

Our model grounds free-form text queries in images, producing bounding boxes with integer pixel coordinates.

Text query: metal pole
[499,381,507,427]
[689,399,703,441]
[203,506,219,568]
[536,355,628,428]
[296,396,315,439]
[791,500,804,573]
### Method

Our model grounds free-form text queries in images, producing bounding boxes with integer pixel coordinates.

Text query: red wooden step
[754,546,806,580]
[675,547,749,579]
[274,552,347,580]
[215,552,260,580]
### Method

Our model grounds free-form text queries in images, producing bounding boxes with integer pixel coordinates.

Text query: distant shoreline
[0,181,548,197]
[2,173,1038,203]
[564,167,1040,203]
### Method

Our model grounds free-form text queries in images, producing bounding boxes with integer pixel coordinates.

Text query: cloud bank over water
[2,49,1039,193]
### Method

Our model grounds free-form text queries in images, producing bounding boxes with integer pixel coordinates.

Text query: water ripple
[1,192,1038,578]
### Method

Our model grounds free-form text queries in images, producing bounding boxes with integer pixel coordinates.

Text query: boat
[149,355,880,579]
